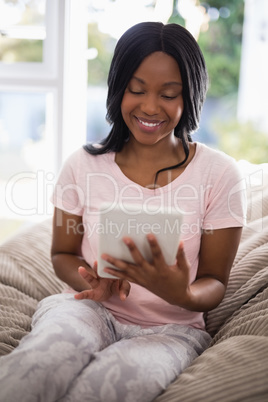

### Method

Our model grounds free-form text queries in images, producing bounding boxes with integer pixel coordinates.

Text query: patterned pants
[0,294,211,402]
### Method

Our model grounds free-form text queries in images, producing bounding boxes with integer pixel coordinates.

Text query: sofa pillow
[0,220,65,355]
[155,335,268,402]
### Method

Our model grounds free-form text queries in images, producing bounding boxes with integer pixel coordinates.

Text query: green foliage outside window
[0,38,42,63]
[170,0,244,97]
[216,119,268,164]
[87,23,116,86]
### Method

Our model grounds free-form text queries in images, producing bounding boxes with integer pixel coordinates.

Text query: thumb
[78,265,97,281]
[176,241,188,269]
[92,260,98,273]
[119,280,131,301]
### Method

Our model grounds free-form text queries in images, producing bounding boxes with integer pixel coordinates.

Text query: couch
[0,161,268,401]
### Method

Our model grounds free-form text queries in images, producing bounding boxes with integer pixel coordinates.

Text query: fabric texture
[0,293,210,402]
[155,335,268,402]
[51,142,246,329]
[0,220,65,355]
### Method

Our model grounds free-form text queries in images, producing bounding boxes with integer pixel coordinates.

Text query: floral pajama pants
[0,293,211,402]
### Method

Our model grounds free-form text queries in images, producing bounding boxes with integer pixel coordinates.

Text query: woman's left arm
[181,227,242,312]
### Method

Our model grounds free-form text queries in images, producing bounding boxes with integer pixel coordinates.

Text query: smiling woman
[121,52,184,145]
[0,21,247,402]
[85,21,208,188]
[86,22,207,155]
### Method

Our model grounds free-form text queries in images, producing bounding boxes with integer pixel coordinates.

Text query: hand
[74,261,131,302]
[102,235,192,307]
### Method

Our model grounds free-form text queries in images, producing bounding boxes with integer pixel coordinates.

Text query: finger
[78,266,97,279]
[78,266,98,287]
[74,289,95,300]
[122,237,147,266]
[146,234,167,266]
[92,261,98,273]
[101,239,148,282]
[101,251,138,272]
[101,254,127,272]
[103,264,139,285]
[118,280,131,301]
[103,265,127,280]
[176,241,188,270]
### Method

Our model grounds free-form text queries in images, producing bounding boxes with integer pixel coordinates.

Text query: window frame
[0,0,58,82]
[0,0,88,172]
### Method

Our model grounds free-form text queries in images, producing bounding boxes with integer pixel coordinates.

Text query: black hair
[84,22,208,179]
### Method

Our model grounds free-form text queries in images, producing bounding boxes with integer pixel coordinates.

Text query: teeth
[138,118,160,127]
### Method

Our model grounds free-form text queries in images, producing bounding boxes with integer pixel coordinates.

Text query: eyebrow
[132,76,182,87]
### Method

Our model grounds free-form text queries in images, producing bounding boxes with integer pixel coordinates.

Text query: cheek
[172,102,184,124]
[121,94,134,118]
[120,102,127,119]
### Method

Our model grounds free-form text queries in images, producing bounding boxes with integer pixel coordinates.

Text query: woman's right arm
[51,207,95,292]
[51,207,131,300]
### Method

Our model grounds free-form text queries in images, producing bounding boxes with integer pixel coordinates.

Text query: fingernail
[147,234,154,242]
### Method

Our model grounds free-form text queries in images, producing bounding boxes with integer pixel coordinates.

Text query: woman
[0,22,246,402]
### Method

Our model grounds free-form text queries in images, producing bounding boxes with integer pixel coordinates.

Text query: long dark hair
[84,22,208,177]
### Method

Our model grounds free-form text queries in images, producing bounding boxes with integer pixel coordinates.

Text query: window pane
[0,91,55,228]
[0,0,46,63]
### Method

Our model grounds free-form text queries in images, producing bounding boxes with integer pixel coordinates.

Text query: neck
[122,135,183,166]
[114,135,194,189]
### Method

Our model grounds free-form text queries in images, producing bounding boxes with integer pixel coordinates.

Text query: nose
[140,94,160,116]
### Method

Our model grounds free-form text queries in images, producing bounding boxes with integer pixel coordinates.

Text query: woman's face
[121,51,184,146]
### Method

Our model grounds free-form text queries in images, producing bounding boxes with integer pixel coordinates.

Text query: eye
[162,95,178,100]
[129,89,144,95]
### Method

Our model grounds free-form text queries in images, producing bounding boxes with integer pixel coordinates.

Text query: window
[0,0,46,63]
[0,0,88,241]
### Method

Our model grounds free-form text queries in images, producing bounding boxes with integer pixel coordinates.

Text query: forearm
[51,253,93,292]
[181,277,226,312]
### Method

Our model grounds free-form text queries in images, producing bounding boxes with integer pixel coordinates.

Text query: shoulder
[55,148,117,191]
[188,143,245,198]
[194,142,242,176]
[63,147,115,169]
[195,142,235,164]
[193,143,247,227]
[56,148,116,187]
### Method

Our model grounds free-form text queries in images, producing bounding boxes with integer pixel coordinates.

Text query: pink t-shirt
[51,142,247,330]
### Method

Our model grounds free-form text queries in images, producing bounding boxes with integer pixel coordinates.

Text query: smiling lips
[136,117,163,128]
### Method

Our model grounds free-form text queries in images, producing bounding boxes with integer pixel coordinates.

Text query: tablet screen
[97,203,183,279]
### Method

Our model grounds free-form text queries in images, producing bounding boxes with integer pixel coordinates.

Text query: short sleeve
[51,150,84,216]
[202,160,247,230]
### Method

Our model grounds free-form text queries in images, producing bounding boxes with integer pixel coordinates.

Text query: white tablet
[97,203,183,279]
